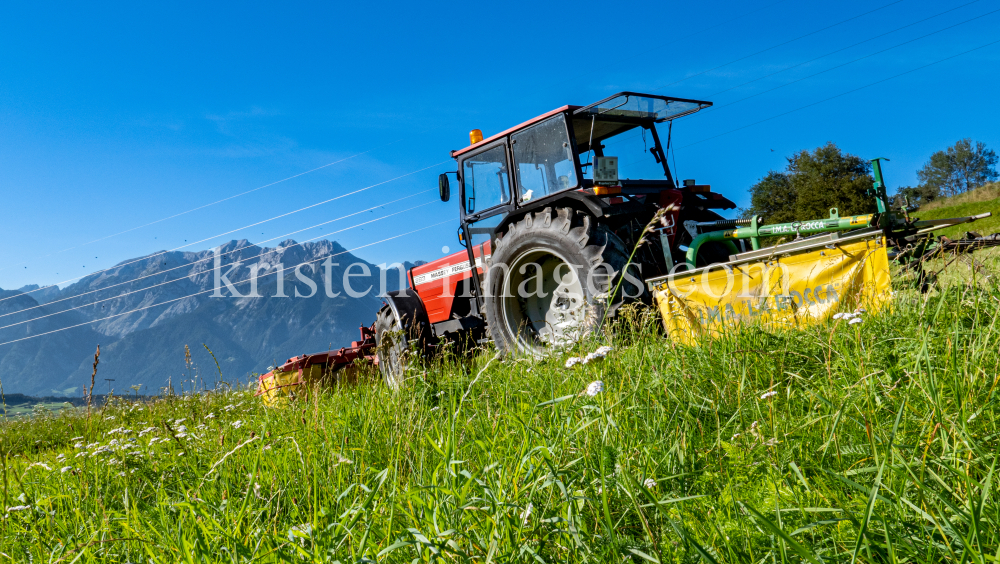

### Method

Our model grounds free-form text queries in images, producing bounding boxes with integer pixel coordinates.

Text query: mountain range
[0,239,419,396]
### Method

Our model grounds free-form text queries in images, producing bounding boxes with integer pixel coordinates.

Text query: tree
[790,143,875,220]
[744,142,875,223]
[917,139,998,197]
[893,185,939,208]
[745,171,796,224]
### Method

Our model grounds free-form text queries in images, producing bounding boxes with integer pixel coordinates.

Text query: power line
[649,0,906,93]
[703,6,1000,113]
[612,3,994,168]
[0,219,454,349]
[0,139,404,275]
[1,159,449,306]
[680,37,1000,149]
[0,196,437,328]
[704,0,984,99]
[0,189,431,320]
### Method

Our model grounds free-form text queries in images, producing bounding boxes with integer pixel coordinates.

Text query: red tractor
[373,91,739,386]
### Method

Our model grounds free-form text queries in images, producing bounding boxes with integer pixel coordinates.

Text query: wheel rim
[378,316,406,388]
[500,248,588,351]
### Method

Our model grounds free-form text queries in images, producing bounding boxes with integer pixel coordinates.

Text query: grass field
[913,182,1000,239]
[1,197,999,563]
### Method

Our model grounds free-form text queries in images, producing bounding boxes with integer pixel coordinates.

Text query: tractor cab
[441,93,716,251]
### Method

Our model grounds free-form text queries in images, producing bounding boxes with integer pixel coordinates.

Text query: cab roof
[450,92,711,158]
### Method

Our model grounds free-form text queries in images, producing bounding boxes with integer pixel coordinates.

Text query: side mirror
[439,173,450,202]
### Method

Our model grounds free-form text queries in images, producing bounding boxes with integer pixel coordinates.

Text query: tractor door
[459,140,514,302]
[510,115,580,202]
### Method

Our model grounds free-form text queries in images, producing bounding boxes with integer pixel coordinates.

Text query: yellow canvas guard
[257,364,327,406]
[652,236,892,344]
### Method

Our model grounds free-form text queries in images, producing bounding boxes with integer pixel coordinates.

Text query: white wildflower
[61,466,73,474]
[760,391,778,400]
[730,433,740,440]
[104,416,115,421]
[520,503,533,524]
[74,442,84,449]
[87,443,99,449]
[25,462,52,472]
[583,381,604,397]
[56,454,66,462]
[232,421,243,429]
[70,436,83,441]
[75,452,88,458]
[833,312,845,320]
[174,418,186,425]
[175,433,188,439]
[849,317,862,325]
[205,413,215,419]
[565,357,583,369]
[763,438,778,447]
[223,404,235,411]
[6,505,30,513]
[585,346,613,362]
[175,425,188,434]
[643,478,656,489]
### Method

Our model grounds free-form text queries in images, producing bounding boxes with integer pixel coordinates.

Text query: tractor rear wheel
[483,207,628,356]
[374,307,407,388]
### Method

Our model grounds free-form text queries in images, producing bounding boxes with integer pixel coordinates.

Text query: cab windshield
[571,92,710,183]
[571,117,668,182]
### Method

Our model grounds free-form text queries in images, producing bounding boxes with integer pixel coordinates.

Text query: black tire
[375,307,407,388]
[484,207,629,356]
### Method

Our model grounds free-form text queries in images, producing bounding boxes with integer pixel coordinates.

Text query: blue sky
[1,0,998,291]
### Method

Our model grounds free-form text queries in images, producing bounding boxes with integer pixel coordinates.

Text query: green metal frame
[684,208,874,268]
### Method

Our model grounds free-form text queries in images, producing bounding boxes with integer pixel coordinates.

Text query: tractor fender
[380,289,432,344]
[495,191,606,236]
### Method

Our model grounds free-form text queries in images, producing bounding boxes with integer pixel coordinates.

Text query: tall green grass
[2,252,999,562]
[909,182,1000,239]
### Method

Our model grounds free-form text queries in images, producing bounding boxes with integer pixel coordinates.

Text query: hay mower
[257,92,994,399]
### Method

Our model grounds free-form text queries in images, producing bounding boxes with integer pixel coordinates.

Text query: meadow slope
[1,192,999,562]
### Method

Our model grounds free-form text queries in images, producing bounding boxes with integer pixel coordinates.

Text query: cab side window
[462,145,510,214]
[512,116,577,202]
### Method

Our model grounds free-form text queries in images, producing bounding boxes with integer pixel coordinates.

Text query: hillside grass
[909,182,1000,239]
[2,246,1000,562]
